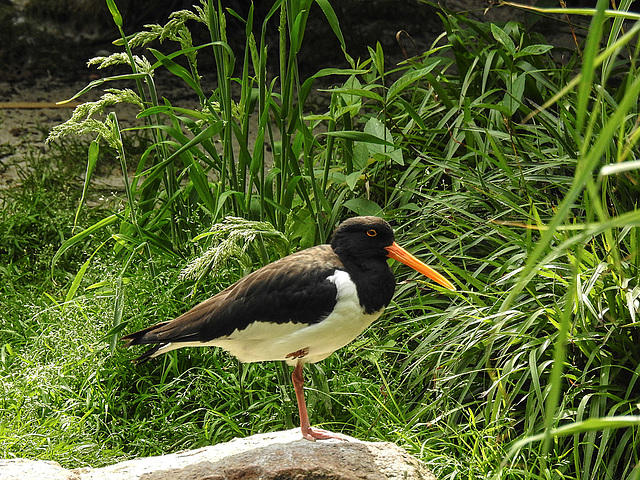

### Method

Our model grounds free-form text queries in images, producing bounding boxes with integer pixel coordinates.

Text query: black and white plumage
[122,216,455,440]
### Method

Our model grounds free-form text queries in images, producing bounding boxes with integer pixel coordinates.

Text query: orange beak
[386,242,456,291]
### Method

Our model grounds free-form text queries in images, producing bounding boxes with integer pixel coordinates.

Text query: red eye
[367,229,377,237]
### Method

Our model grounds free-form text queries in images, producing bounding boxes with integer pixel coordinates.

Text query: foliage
[47,0,377,270]
[366,1,640,477]
[2,0,640,478]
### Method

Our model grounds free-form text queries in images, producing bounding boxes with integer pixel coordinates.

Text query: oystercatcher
[122,216,455,440]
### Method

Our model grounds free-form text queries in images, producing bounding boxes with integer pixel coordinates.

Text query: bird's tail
[121,321,172,364]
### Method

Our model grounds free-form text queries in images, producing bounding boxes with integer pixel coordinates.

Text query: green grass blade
[314,0,345,51]
[51,214,118,276]
[73,139,99,233]
[576,0,608,134]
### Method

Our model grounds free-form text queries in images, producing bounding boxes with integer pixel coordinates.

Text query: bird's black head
[330,216,457,294]
[330,216,395,261]
[330,216,397,314]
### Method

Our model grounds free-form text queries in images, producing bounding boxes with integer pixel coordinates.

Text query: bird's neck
[339,255,396,314]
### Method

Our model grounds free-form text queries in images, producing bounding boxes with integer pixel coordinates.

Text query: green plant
[47,0,382,273]
[276,0,639,477]
[353,1,640,478]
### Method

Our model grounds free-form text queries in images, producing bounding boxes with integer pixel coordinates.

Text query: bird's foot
[301,426,348,442]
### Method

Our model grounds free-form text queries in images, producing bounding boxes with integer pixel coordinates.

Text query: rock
[1,429,435,480]
[0,458,78,480]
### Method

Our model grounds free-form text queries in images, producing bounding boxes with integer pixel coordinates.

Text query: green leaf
[363,117,403,165]
[506,416,640,455]
[324,131,394,146]
[73,140,99,232]
[370,41,385,77]
[352,142,370,171]
[214,190,244,221]
[314,0,345,50]
[364,117,390,144]
[290,9,307,54]
[98,321,130,344]
[373,150,404,166]
[105,0,123,27]
[186,157,216,215]
[344,198,383,216]
[64,257,90,306]
[577,0,609,133]
[57,73,148,105]
[63,240,108,309]
[517,44,554,57]
[137,122,224,183]
[51,214,118,275]
[387,63,440,101]
[324,87,384,103]
[345,170,364,190]
[148,48,203,96]
[503,73,527,115]
[282,176,304,210]
[137,105,212,121]
[491,23,516,56]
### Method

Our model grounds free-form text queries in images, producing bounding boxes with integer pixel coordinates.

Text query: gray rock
[1,429,436,480]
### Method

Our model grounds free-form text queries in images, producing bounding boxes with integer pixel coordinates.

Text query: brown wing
[121,245,344,362]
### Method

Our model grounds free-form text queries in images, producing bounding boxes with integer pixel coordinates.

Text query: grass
[2,0,640,478]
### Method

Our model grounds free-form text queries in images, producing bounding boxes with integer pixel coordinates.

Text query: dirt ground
[0,71,206,194]
[0,75,132,191]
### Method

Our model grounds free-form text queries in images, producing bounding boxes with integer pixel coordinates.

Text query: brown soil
[0,73,199,193]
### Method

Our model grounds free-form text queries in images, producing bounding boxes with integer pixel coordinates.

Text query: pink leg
[291,361,346,441]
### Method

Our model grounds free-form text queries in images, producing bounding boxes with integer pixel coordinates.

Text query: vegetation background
[1,0,640,478]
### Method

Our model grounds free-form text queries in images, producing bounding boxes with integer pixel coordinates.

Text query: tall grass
[48,0,374,267]
[2,0,639,478]
[358,1,640,477]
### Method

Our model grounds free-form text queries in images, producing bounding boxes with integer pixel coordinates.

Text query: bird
[121,216,455,441]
